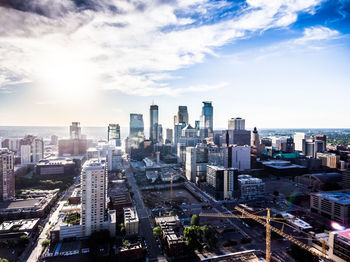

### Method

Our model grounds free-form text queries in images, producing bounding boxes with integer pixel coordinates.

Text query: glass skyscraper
[200,101,213,138]
[150,105,159,143]
[108,124,120,140]
[130,114,144,138]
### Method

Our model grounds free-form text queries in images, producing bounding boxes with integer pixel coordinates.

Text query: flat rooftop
[315,191,350,205]
[0,218,40,232]
[0,199,41,210]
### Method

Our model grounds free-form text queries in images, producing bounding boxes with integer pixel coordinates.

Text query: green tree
[201,225,218,249]
[184,225,203,250]
[19,235,29,247]
[41,239,50,248]
[123,240,130,246]
[119,223,126,236]
[169,210,175,216]
[153,226,162,238]
[0,258,9,262]
[191,214,200,226]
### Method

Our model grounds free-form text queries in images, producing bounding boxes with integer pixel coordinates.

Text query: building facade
[200,101,213,138]
[150,105,159,143]
[0,148,15,200]
[81,159,107,237]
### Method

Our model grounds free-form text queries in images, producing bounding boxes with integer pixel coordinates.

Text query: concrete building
[0,218,40,242]
[206,165,238,200]
[0,148,15,200]
[225,145,251,171]
[185,144,208,183]
[155,215,185,257]
[304,139,324,158]
[177,106,189,125]
[310,191,350,227]
[166,128,173,144]
[81,159,107,237]
[314,134,327,151]
[238,175,265,201]
[70,122,81,139]
[316,152,340,169]
[35,158,75,176]
[58,138,88,156]
[311,229,350,262]
[228,117,245,130]
[20,145,31,165]
[223,129,251,147]
[124,207,139,235]
[294,132,309,152]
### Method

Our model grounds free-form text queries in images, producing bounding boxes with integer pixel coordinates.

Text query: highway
[123,159,166,262]
[24,177,80,262]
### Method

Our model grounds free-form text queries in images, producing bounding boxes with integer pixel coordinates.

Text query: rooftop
[314,191,350,205]
[0,218,40,232]
[124,207,138,222]
[83,158,106,170]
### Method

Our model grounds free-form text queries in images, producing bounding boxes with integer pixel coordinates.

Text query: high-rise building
[314,134,327,151]
[200,101,213,138]
[228,117,245,130]
[70,122,81,139]
[158,124,163,143]
[19,136,44,164]
[185,144,208,183]
[81,159,107,237]
[150,105,159,143]
[294,132,310,152]
[124,207,139,235]
[206,165,238,200]
[108,124,120,141]
[177,106,189,124]
[0,148,15,200]
[174,122,186,149]
[166,128,173,144]
[225,145,251,171]
[21,145,31,165]
[304,139,324,158]
[130,114,144,138]
[32,138,44,163]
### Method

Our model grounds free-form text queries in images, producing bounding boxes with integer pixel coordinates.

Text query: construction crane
[200,206,328,262]
[169,173,176,203]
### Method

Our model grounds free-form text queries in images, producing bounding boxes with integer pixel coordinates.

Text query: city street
[123,159,166,261]
[24,178,80,262]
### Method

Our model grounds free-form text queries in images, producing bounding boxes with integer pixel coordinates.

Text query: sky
[0,0,349,129]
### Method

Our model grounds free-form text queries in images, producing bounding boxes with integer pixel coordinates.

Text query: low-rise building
[0,218,40,242]
[155,216,185,257]
[117,242,143,262]
[311,229,350,262]
[35,158,75,176]
[310,191,350,227]
[238,175,265,200]
[124,207,139,236]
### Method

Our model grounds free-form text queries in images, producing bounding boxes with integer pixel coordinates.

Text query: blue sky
[0,0,349,129]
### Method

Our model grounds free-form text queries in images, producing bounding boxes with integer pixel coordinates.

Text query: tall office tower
[304,139,324,158]
[177,106,189,124]
[108,124,120,141]
[166,128,173,144]
[294,132,310,152]
[200,101,213,138]
[150,105,159,143]
[70,122,81,139]
[50,135,58,145]
[228,117,245,130]
[195,120,200,136]
[158,124,163,143]
[32,138,44,163]
[225,145,251,171]
[20,145,31,164]
[174,123,186,149]
[130,114,144,138]
[0,148,15,200]
[173,115,178,126]
[81,159,107,237]
[314,135,327,151]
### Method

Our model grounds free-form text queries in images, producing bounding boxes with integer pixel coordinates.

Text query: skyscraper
[81,159,107,237]
[200,101,213,138]
[70,122,81,139]
[166,128,173,144]
[0,148,15,200]
[150,105,159,143]
[177,106,189,124]
[108,124,120,141]
[228,117,245,130]
[129,114,144,138]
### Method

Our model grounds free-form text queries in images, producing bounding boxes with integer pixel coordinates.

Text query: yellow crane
[200,206,328,262]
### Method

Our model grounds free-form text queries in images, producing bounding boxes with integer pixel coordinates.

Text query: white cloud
[295,26,340,43]
[0,0,325,97]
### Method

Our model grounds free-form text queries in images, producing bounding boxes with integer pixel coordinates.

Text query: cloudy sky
[0,0,349,129]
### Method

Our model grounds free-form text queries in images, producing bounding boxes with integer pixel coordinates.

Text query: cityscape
[0,1,350,262]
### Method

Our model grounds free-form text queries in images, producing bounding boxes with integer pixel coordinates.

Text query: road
[24,178,80,262]
[123,159,166,262]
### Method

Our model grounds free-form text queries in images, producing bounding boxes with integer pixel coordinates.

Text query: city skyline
[0,0,349,128]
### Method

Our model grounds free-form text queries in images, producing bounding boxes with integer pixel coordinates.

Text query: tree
[184,225,203,250]
[119,223,126,236]
[201,225,218,249]
[153,226,162,238]
[169,210,175,216]
[191,214,200,226]
[123,240,130,246]
[0,258,9,262]
[41,239,50,248]
[19,235,29,247]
